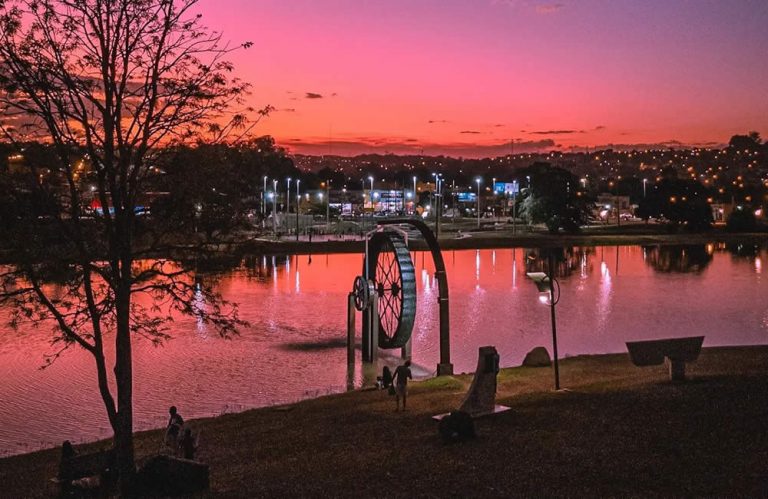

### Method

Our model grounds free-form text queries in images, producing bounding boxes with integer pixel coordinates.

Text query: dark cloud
[280,137,556,158]
[460,130,482,134]
[493,124,506,128]
[281,108,297,113]
[581,139,726,151]
[305,92,323,99]
[594,125,606,130]
[529,129,582,135]
[428,120,449,124]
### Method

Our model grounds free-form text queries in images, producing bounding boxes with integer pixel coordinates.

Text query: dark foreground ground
[1,346,767,497]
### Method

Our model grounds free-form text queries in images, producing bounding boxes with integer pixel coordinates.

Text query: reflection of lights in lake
[596,255,612,334]
[475,250,481,281]
[756,257,762,274]
[492,250,496,271]
[421,268,431,291]
[295,271,300,293]
[286,256,292,289]
[193,283,207,338]
[272,256,277,289]
[512,258,517,290]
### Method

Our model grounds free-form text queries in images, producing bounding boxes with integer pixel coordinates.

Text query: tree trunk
[114,284,135,493]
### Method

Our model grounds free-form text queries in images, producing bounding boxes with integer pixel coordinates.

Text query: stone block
[522,346,551,367]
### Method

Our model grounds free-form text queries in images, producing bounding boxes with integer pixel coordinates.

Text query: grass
[1,346,767,497]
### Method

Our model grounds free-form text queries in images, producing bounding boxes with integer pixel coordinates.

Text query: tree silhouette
[0,0,262,489]
[636,177,713,230]
[519,162,591,233]
[728,131,762,152]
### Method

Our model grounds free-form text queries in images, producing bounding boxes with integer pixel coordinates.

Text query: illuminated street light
[527,258,562,390]
[262,175,268,219]
[286,177,292,216]
[475,177,482,228]
[368,176,375,212]
[272,179,278,234]
[295,179,301,241]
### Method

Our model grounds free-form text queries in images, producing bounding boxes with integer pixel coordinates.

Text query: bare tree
[0,0,260,488]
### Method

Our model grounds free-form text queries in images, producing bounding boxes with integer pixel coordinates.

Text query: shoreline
[239,229,768,256]
[1,227,766,263]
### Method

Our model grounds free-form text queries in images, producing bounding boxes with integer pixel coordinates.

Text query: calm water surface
[0,243,766,455]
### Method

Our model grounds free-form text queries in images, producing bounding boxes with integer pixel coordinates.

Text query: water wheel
[363,231,416,349]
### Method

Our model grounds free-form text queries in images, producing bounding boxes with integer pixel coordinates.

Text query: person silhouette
[165,406,184,447]
[392,360,413,411]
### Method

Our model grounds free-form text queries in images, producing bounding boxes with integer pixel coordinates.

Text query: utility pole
[272,179,278,235]
[326,180,330,227]
[476,177,482,229]
[296,179,301,241]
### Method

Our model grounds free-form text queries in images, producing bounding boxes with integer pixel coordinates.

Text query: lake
[0,242,766,456]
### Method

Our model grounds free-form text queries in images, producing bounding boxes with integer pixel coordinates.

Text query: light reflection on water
[0,243,766,455]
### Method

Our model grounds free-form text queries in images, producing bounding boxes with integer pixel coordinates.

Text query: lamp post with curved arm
[526,254,562,390]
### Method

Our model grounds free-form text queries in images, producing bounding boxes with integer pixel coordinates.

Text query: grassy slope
[2,346,767,497]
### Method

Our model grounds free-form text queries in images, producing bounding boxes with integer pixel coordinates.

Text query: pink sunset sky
[199,0,768,157]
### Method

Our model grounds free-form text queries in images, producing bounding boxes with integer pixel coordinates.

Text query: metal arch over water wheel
[363,231,416,349]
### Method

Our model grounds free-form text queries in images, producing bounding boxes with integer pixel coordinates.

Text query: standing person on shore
[392,360,413,411]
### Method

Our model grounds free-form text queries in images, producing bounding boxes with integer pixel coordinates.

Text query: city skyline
[200,0,768,157]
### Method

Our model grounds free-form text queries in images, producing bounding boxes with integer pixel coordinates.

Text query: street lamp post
[512,189,517,235]
[412,176,417,214]
[368,176,374,208]
[326,181,330,227]
[368,176,375,231]
[436,174,443,236]
[432,173,443,236]
[526,175,532,230]
[286,178,292,224]
[272,179,278,235]
[643,178,648,198]
[492,177,496,220]
[262,175,267,221]
[475,177,482,229]
[526,254,561,390]
[295,179,301,241]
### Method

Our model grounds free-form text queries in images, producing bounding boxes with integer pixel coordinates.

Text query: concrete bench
[626,336,704,381]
